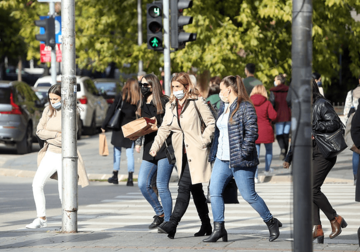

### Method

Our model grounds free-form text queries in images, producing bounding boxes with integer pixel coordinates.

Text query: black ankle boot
[158,221,177,239]
[203,222,228,242]
[148,215,164,229]
[265,217,282,242]
[127,172,133,186]
[194,218,212,236]
[108,171,118,184]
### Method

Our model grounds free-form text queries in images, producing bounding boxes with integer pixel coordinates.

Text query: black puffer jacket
[312,98,340,135]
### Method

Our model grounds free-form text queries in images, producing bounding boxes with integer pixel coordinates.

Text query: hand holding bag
[107,98,124,130]
[99,133,109,156]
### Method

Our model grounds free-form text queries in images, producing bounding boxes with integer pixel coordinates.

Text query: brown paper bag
[122,117,158,139]
[99,133,109,156]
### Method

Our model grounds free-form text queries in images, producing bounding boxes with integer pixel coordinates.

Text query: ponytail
[222,75,252,124]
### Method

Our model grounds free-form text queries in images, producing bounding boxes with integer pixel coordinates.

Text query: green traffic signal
[151,37,159,48]
[149,6,162,18]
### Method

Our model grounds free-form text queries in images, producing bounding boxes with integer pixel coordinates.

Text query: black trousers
[170,154,209,224]
[312,144,337,225]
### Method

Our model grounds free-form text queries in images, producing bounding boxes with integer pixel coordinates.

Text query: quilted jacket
[209,99,259,168]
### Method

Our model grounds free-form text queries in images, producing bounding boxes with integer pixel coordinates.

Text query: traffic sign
[39,16,62,44]
[40,44,62,63]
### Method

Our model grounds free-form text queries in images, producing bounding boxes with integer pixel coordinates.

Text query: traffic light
[170,0,197,50]
[35,16,56,49]
[147,3,163,51]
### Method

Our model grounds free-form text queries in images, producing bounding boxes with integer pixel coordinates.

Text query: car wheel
[16,124,32,154]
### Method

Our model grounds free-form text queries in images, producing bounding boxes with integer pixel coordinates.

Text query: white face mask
[51,101,62,110]
[219,89,230,103]
[173,90,185,100]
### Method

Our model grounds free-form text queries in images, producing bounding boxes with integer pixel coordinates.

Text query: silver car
[0,81,44,154]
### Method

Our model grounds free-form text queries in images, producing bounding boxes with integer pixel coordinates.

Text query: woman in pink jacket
[250,85,277,182]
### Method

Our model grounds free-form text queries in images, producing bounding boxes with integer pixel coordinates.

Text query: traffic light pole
[61,0,78,233]
[137,0,143,73]
[292,0,313,251]
[49,2,57,85]
[162,0,171,96]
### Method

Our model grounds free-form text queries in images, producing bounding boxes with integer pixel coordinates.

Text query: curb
[0,168,353,184]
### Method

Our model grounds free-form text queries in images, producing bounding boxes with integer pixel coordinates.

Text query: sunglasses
[139,83,151,88]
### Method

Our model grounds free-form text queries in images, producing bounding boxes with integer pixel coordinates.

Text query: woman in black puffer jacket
[204,75,282,243]
[312,80,347,243]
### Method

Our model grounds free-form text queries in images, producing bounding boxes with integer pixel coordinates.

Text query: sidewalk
[0,131,356,184]
[0,230,359,252]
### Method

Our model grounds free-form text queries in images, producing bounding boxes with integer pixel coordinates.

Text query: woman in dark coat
[250,85,277,182]
[101,78,140,186]
[350,98,360,245]
[311,79,347,243]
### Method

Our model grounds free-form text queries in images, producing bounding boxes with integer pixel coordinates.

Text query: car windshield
[37,82,52,87]
[35,91,48,101]
[95,82,117,95]
[0,88,11,104]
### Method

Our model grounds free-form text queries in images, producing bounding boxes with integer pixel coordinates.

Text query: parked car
[77,76,108,135]
[31,86,83,140]
[34,75,61,88]
[94,78,123,104]
[0,81,45,154]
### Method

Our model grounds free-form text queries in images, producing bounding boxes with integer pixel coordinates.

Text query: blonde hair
[250,85,268,99]
[169,72,200,102]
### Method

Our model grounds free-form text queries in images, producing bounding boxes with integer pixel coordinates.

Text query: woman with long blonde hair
[250,85,277,182]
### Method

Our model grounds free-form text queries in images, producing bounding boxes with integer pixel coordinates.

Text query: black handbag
[164,141,176,165]
[206,177,239,204]
[107,98,124,130]
[314,126,347,159]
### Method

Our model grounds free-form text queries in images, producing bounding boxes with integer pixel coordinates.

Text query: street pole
[163,0,171,96]
[138,0,143,73]
[49,2,57,85]
[61,0,78,233]
[292,0,313,251]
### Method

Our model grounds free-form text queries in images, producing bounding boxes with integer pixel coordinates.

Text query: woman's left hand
[149,150,157,157]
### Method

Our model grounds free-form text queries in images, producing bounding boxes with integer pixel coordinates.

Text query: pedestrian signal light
[147,3,163,51]
[170,0,197,50]
[34,17,56,49]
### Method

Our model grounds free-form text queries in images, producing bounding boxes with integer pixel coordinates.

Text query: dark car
[0,81,46,154]
[94,78,123,104]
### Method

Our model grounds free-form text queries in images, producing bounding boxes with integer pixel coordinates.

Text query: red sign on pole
[40,44,62,63]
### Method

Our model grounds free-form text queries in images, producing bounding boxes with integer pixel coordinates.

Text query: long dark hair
[122,78,140,105]
[312,78,324,103]
[221,75,252,124]
[207,76,221,97]
[137,74,165,115]
[48,84,61,117]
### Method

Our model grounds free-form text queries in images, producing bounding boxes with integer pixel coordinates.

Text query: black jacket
[312,98,340,135]
[137,96,171,162]
[102,93,137,148]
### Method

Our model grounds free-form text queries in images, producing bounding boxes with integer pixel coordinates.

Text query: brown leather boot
[329,215,347,239]
[312,225,324,244]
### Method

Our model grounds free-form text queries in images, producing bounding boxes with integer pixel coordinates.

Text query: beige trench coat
[150,96,215,184]
[37,143,90,188]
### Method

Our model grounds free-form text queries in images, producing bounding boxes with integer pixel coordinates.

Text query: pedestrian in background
[206,76,221,112]
[243,63,262,96]
[101,78,140,186]
[150,72,215,239]
[204,76,282,243]
[312,79,347,243]
[343,75,360,185]
[26,84,89,229]
[313,72,325,96]
[250,85,277,182]
[135,74,175,230]
[269,74,291,160]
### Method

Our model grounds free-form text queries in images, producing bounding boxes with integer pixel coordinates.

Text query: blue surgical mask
[274,81,277,86]
[51,101,62,110]
[173,90,185,100]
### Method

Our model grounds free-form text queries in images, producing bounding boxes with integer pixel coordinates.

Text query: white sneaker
[264,168,275,176]
[26,218,47,229]
[254,178,260,184]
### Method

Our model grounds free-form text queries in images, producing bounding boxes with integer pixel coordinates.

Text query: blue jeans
[275,122,291,135]
[210,158,273,223]
[255,143,273,179]
[353,152,359,176]
[113,143,134,173]
[138,158,174,221]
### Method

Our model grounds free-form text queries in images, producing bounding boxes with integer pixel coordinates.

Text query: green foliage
[1,0,360,90]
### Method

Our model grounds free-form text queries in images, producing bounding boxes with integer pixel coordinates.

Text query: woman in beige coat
[150,72,215,239]
[26,84,89,229]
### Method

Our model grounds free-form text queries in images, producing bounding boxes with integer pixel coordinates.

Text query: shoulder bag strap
[193,100,206,127]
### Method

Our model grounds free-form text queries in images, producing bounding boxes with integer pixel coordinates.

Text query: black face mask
[141,86,151,97]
